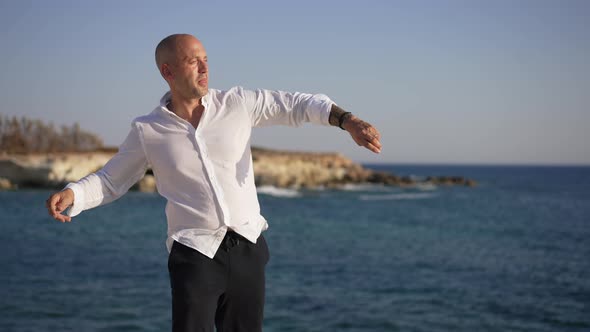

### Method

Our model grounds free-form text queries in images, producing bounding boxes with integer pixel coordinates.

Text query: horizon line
[359,161,590,167]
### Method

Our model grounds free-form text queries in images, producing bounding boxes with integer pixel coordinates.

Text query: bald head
[155,34,201,75]
[155,34,209,99]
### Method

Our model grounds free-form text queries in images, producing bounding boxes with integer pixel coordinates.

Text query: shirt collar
[159,90,211,110]
[157,90,211,128]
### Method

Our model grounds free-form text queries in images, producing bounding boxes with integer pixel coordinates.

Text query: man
[46,34,382,332]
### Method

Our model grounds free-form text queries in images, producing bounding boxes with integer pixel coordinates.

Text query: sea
[1,164,589,332]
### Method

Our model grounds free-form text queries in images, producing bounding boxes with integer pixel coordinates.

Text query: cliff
[0,148,476,191]
[0,152,113,189]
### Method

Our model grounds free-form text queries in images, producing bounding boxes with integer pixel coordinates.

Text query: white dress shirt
[65,86,334,258]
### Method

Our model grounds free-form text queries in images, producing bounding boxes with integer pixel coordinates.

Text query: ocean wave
[256,186,301,198]
[358,192,437,201]
[415,183,437,191]
[340,183,391,192]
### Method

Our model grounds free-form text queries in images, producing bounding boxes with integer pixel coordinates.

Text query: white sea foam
[358,192,437,201]
[415,183,437,191]
[308,185,326,191]
[340,183,391,192]
[256,186,301,198]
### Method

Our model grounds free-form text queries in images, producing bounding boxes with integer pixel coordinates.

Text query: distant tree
[0,114,104,153]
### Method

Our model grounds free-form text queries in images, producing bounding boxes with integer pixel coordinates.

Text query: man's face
[170,36,209,99]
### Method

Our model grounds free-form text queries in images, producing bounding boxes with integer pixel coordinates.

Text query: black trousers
[168,231,270,332]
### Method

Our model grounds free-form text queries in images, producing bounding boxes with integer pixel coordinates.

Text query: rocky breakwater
[0,148,476,191]
[251,147,476,189]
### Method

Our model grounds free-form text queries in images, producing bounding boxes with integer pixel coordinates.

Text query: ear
[161,64,173,80]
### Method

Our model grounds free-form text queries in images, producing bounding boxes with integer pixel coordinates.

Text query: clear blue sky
[1,0,589,165]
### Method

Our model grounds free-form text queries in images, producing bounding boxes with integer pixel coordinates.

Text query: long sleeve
[65,123,149,217]
[238,87,335,128]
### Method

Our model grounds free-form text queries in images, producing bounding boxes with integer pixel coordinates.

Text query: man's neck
[169,92,204,120]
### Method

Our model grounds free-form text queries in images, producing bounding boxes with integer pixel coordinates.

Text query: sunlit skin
[329,105,382,154]
[159,35,209,129]
[46,189,73,222]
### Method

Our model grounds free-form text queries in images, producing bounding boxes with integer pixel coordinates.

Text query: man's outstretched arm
[241,88,382,153]
[328,104,382,154]
[45,123,149,223]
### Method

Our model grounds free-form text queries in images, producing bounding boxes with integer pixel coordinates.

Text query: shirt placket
[193,100,232,230]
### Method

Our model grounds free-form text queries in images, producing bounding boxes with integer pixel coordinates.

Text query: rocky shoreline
[0,148,476,191]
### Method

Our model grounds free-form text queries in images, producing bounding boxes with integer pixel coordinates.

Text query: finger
[54,213,72,223]
[51,200,71,222]
[48,195,60,216]
[365,141,382,154]
[45,197,55,210]
[364,133,382,149]
[368,136,382,149]
[56,202,70,213]
[362,128,381,142]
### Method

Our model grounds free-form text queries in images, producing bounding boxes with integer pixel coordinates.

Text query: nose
[198,59,208,73]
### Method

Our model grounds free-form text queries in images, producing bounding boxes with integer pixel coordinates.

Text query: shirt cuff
[313,94,334,126]
[64,183,85,217]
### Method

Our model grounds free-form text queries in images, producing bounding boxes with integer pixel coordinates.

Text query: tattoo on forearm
[329,104,350,127]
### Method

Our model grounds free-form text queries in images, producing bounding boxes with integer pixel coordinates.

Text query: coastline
[0,147,476,191]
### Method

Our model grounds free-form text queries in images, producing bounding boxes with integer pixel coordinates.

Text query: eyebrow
[184,55,208,61]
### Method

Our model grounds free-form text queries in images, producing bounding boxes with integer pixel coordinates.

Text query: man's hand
[46,189,74,222]
[342,115,382,154]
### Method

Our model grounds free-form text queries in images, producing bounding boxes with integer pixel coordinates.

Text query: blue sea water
[1,164,589,332]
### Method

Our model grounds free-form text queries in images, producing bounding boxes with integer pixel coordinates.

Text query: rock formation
[0,152,112,189]
[0,148,476,191]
